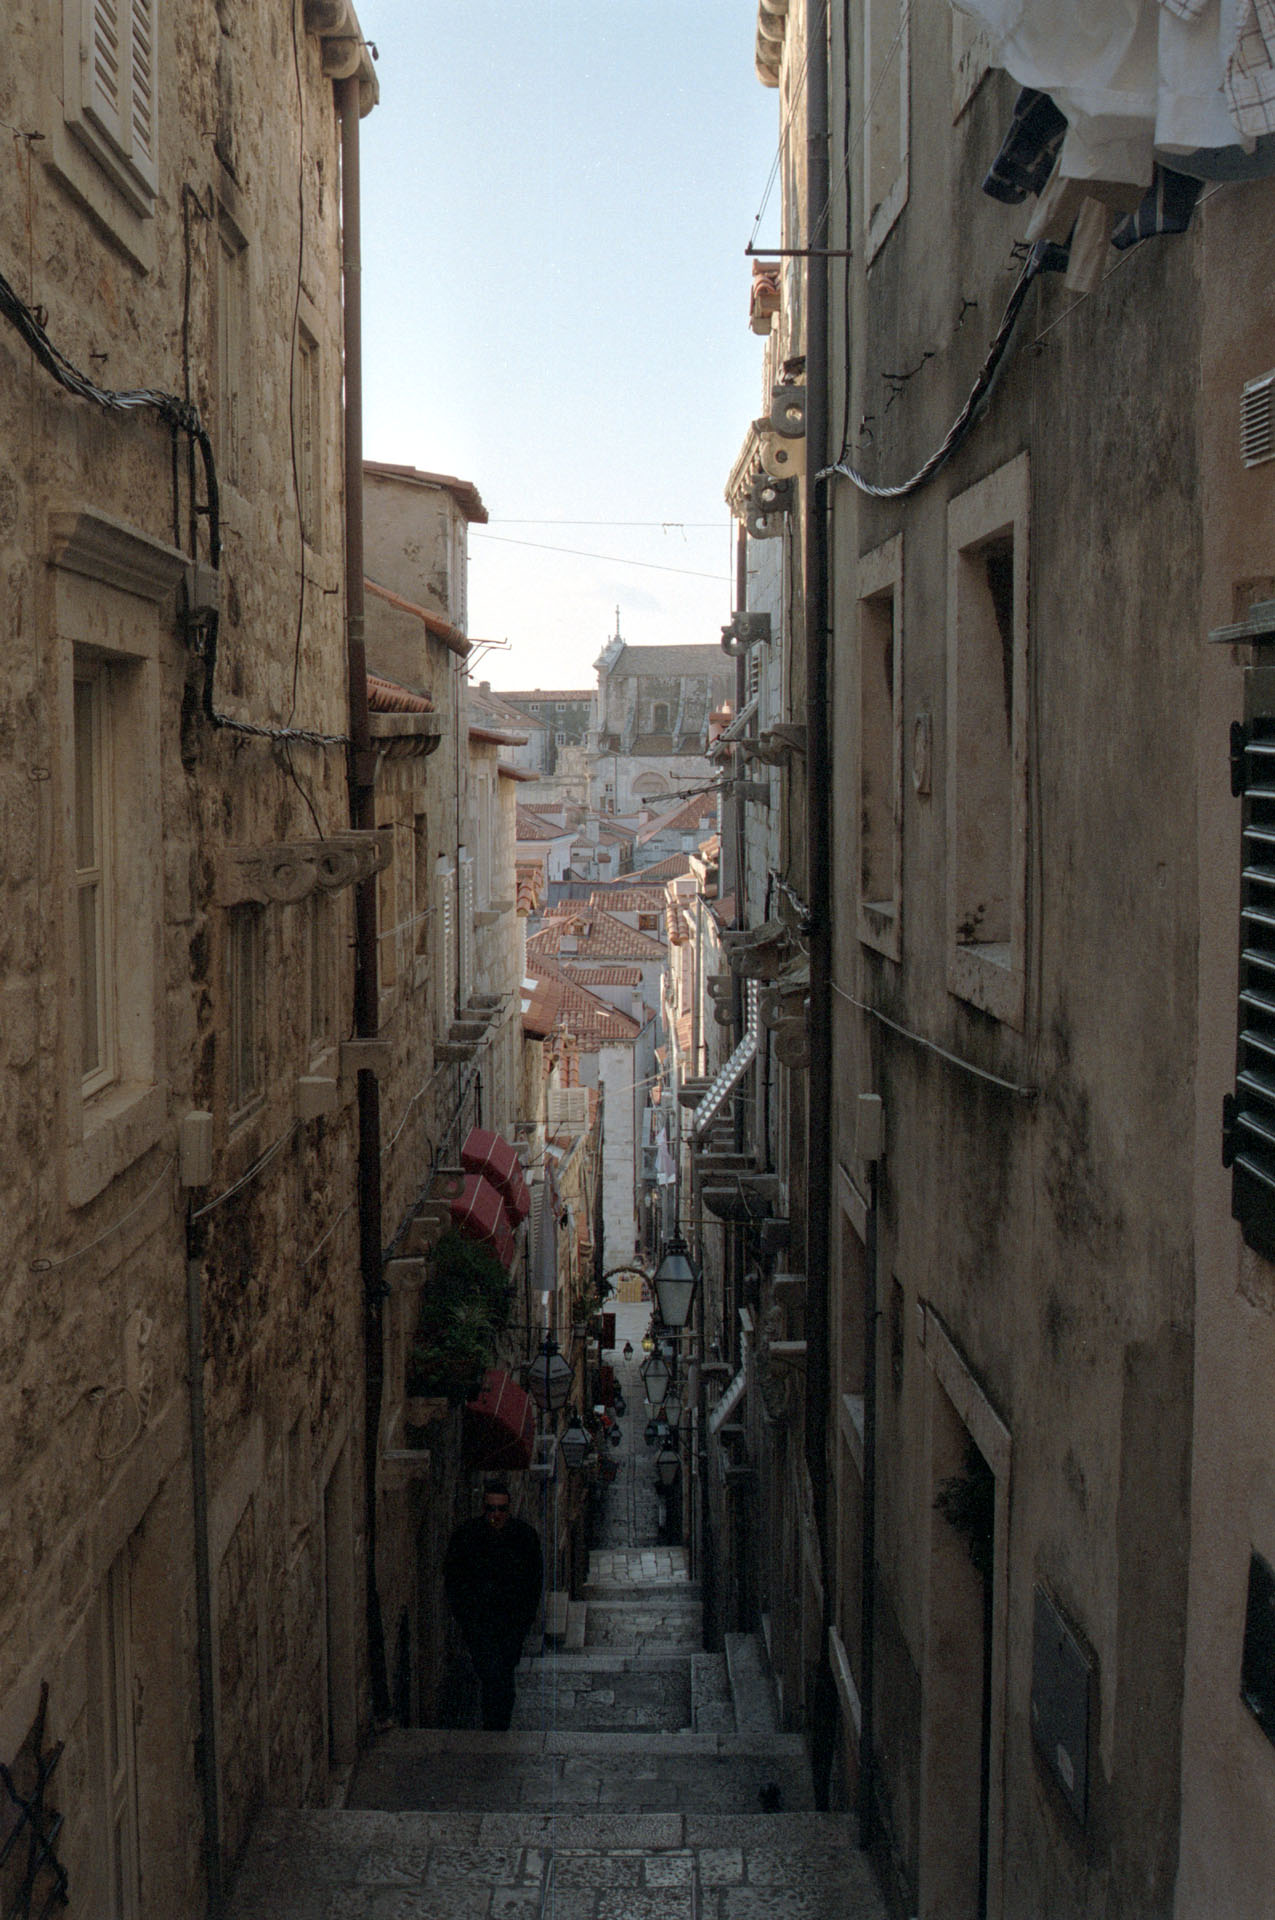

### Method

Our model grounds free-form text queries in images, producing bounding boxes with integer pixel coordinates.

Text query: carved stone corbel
[216,828,391,906]
[772,1015,810,1070]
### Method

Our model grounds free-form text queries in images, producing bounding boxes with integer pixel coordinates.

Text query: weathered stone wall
[0,5,375,1912]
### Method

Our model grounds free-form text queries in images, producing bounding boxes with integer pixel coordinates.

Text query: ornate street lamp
[663,1391,683,1428]
[558,1413,593,1469]
[525,1338,572,1415]
[653,1233,697,1330]
[641,1349,672,1409]
[655,1445,681,1489]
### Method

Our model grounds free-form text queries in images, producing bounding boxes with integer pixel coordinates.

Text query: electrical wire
[189,1122,301,1221]
[28,1157,176,1272]
[817,244,1049,499]
[0,257,349,749]
[469,531,729,582]
[830,981,1038,1098]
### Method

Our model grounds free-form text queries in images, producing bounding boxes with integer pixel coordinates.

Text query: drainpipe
[857,1148,881,1846]
[801,0,837,1813]
[183,1219,223,1917]
[338,70,390,1723]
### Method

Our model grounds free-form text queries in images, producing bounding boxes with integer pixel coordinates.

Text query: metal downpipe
[801,0,838,1813]
[338,71,390,1723]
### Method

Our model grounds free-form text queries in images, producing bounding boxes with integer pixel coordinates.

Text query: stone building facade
[0,9,552,1915]
[0,5,380,1915]
[698,3,1275,1918]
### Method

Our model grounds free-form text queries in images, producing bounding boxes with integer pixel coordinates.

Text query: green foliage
[403,1229,513,1403]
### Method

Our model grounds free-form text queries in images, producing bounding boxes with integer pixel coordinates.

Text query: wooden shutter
[1225,712,1275,1258]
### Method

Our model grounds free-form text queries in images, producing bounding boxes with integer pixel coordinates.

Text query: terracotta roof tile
[524,962,641,1050]
[367,672,433,714]
[528,907,665,963]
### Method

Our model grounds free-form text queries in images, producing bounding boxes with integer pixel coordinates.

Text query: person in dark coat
[443,1479,543,1730]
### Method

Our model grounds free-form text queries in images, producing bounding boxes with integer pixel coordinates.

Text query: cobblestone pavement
[226,1302,889,1919]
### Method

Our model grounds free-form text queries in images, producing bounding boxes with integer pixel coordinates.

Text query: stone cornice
[48,508,187,601]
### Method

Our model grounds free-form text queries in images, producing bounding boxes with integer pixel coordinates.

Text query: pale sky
[352,2,780,689]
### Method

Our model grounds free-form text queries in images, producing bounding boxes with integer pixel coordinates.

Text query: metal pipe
[859,1159,879,1844]
[801,0,837,1813]
[338,70,390,1722]
[184,1229,223,1917]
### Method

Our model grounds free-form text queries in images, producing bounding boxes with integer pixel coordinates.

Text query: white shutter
[129,0,155,170]
[78,0,158,207]
[88,0,126,148]
[458,853,475,1007]
[436,860,456,1035]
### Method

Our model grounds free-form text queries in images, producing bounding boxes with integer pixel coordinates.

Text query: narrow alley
[225,1316,886,1918]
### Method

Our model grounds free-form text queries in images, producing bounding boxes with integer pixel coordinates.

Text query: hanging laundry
[982,88,1069,201]
[951,0,1259,181]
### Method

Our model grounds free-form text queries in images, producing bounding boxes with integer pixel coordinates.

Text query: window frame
[862,0,911,261]
[228,902,265,1122]
[944,454,1030,1029]
[74,662,116,1097]
[857,534,904,961]
[216,206,249,492]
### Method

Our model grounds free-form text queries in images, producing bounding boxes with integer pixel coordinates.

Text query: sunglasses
[484,1500,510,1512]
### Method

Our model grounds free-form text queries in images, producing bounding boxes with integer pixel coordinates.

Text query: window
[53,510,174,1206]
[638,912,659,932]
[377,823,400,997]
[307,895,333,1059]
[653,702,670,733]
[216,210,247,489]
[946,455,1029,1028]
[62,0,158,217]
[858,535,903,960]
[413,809,430,962]
[293,323,320,548]
[228,904,264,1117]
[90,1546,140,1920]
[863,0,910,259]
[75,664,114,1095]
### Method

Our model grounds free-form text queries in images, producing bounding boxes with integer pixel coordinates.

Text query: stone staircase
[226,1550,884,1917]
[225,1308,886,1917]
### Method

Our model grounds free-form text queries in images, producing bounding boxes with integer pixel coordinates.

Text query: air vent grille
[1242,371,1275,468]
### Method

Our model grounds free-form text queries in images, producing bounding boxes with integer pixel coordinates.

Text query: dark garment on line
[983,87,1068,204]
[1111,166,1202,249]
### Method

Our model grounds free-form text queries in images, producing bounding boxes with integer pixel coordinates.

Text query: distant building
[497,688,593,774]
[590,617,734,813]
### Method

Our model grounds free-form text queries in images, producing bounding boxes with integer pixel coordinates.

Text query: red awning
[449,1173,516,1270]
[460,1128,532,1226]
[463,1368,536,1471]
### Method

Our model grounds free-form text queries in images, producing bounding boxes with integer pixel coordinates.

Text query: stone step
[725,1630,781,1735]
[509,1655,691,1734]
[346,1726,816,1815]
[692,1647,736,1734]
[226,1807,886,1920]
[583,1597,703,1649]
